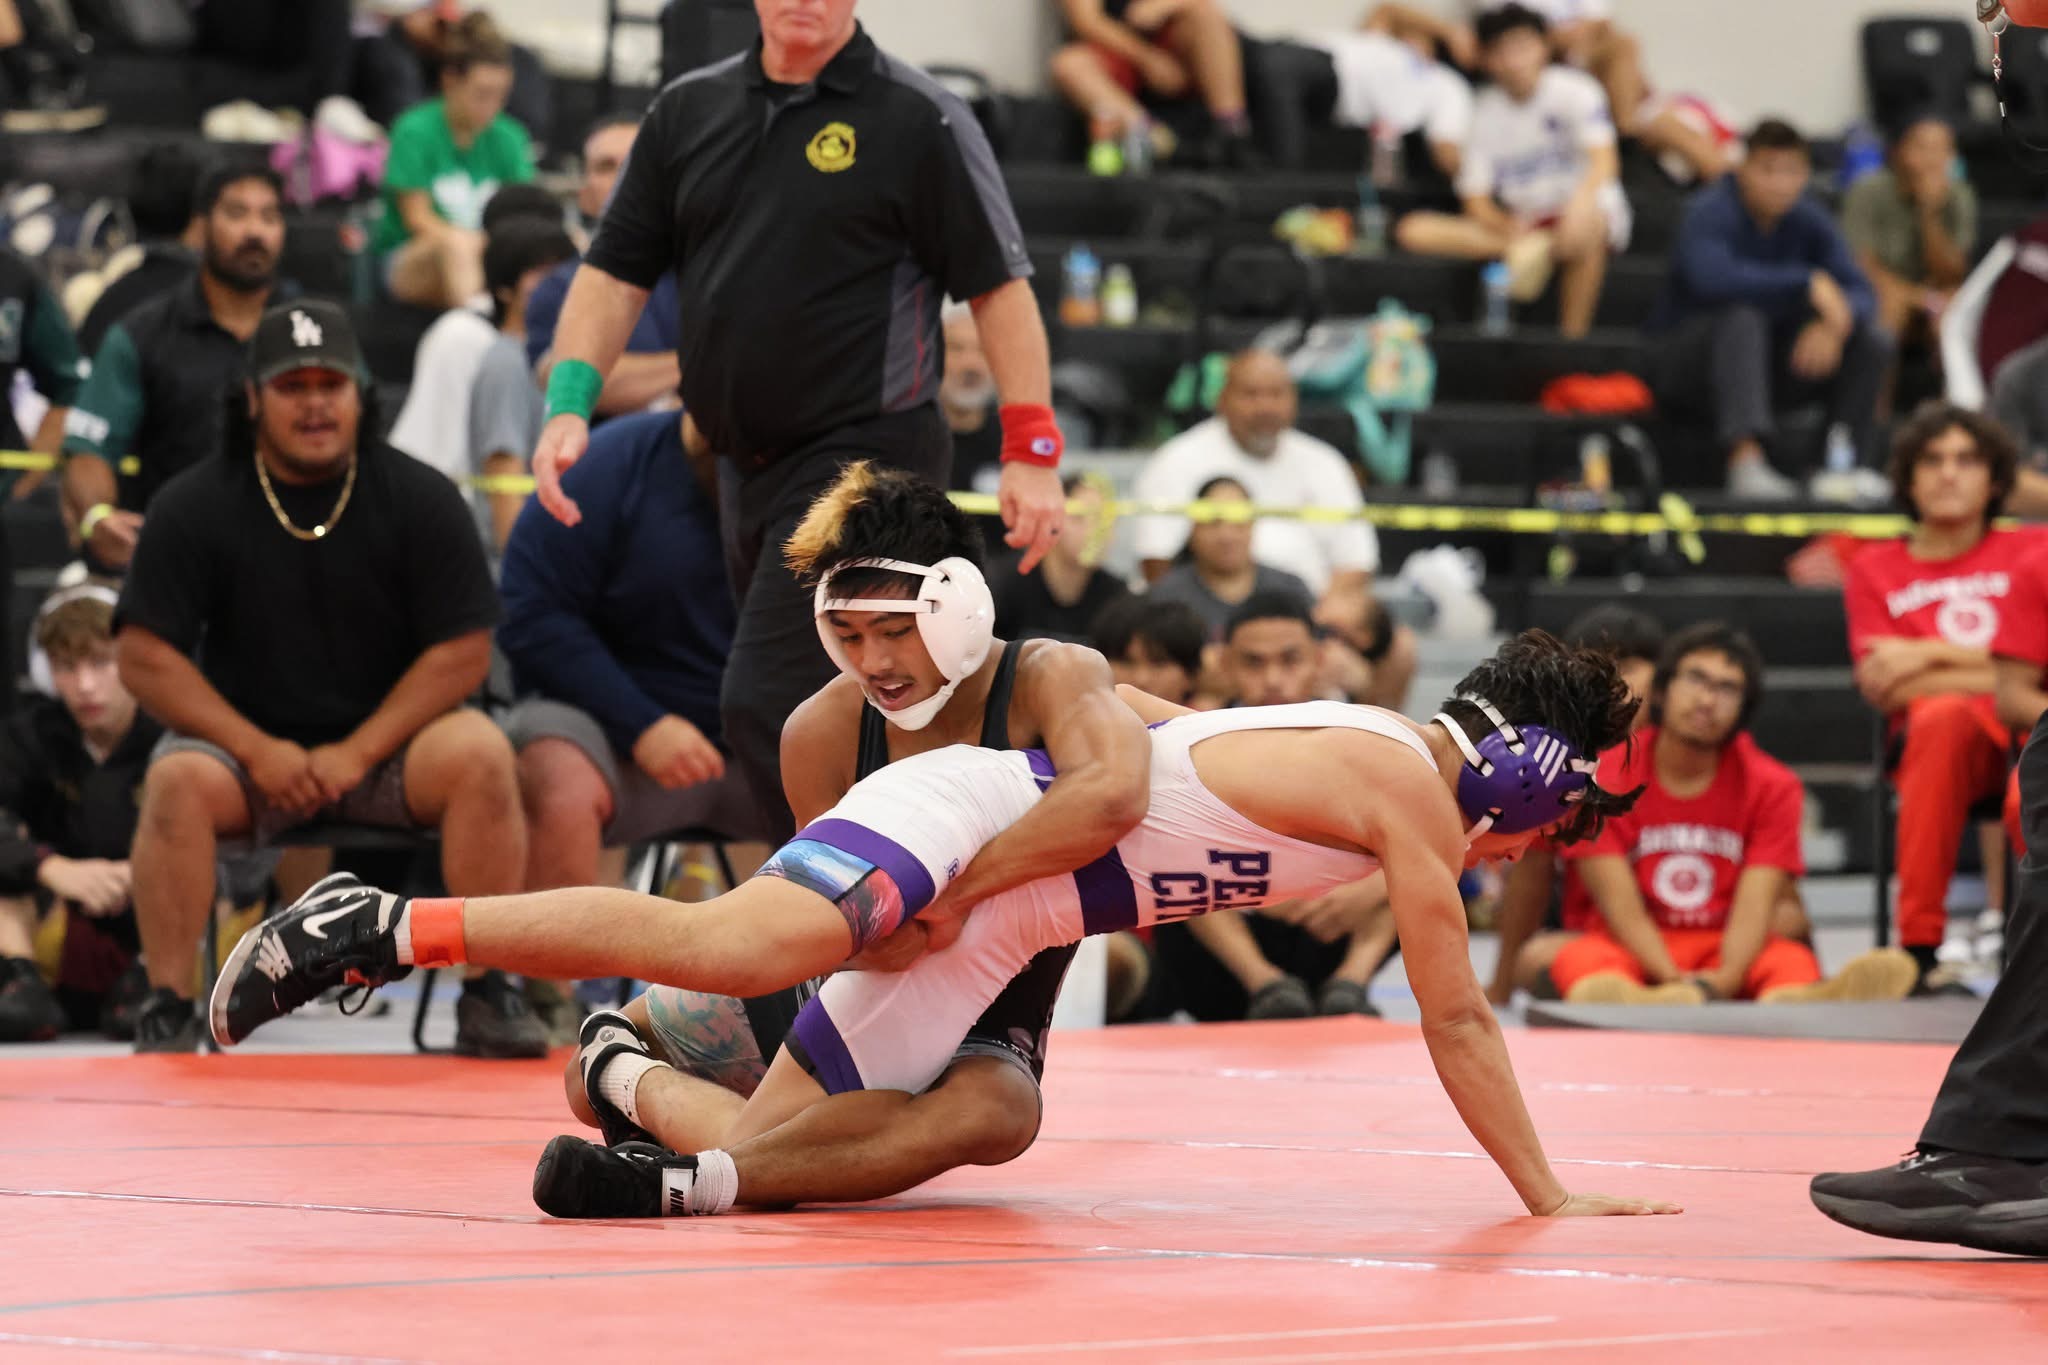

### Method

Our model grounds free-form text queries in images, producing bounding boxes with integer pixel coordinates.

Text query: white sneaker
[1727,455,1799,501]
[1972,907,2005,973]
[315,95,384,146]
[202,100,304,144]
[1809,465,1891,506]
[1935,926,1980,969]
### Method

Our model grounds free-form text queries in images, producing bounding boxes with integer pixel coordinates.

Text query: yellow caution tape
[7,449,1929,543]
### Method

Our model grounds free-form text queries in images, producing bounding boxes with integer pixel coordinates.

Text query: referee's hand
[533,414,591,526]
[999,462,1066,574]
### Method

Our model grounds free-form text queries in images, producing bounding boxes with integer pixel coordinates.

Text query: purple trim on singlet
[788,996,865,1095]
[1022,747,1137,934]
[797,817,937,913]
[1074,845,1140,935]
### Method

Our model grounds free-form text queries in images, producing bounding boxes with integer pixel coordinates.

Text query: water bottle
[1840,121,1884,186]
[1578,431,1612,494]
[1059,244,1102,328]
[341,200,375,307]
[1369,121,1402,191]
[1420,450,1458,498]
[1121,118,1154,177]
[1101,262,1139,327]
[1354,174,1387,258]
[1479,261,1511,336]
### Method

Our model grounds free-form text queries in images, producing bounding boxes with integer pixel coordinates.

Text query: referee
[531,0,1065,840]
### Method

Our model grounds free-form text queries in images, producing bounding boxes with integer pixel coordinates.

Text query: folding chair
[201,823,438,1054]
[410,827,745,1051]
[1868,710,2013,948]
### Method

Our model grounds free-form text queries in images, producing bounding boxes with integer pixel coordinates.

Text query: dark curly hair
[1476,2,1548,49]
[1441,629,1643,844]
[1562,604,1665,666]
[1886,400,2018,526]
[785,461,985,599]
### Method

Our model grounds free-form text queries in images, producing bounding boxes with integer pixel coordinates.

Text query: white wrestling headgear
[814,556,994,731]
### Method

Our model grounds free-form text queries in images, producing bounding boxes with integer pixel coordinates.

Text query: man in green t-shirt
[1841,113,1976,413]
[376,12,536,310]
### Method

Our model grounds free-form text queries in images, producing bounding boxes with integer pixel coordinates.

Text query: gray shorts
[151,732,416,846]
[497,698,762,845]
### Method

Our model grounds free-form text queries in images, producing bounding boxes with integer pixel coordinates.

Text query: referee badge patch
[807,121,857,173]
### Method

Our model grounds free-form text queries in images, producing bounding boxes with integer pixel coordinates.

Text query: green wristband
[544,358,604,423]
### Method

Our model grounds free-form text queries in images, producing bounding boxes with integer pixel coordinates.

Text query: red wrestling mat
[2,1020,2040,1364]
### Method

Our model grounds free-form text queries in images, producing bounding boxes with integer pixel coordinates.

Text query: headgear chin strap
[815,556,995,731]
[1431,692,1599,841]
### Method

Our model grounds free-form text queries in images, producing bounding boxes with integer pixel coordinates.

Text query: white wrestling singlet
[785,701,1439,1095]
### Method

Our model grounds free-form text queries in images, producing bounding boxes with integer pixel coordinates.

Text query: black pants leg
[1243,40,1338,171]
[1652,305,1776,454]
[1827,320,1895,464]
[1919,709,2048,1159]
[716,407,954,843]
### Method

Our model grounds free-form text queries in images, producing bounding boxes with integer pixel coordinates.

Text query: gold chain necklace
[255,450,356,542]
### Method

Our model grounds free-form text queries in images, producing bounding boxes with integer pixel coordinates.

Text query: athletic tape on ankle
[688,1149,738,1216]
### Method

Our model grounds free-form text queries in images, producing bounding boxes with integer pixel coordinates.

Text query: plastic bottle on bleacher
[1354,175,1387,257]
[1479,262,1511,336]
[1060,245,1103,328]
[1101,263,1139,327]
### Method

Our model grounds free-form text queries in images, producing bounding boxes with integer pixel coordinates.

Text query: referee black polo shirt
[586,23,1031,461]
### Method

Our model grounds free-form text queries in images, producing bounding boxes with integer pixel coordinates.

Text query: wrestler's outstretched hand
[1541,1192,1684,1217]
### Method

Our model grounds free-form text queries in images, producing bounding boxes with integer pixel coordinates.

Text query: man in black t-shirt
[115,300,541,1057]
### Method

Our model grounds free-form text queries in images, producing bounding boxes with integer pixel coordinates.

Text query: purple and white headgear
[1432,693,1599,839]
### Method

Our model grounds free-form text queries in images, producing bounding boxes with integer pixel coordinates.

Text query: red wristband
[999,403,1063,468]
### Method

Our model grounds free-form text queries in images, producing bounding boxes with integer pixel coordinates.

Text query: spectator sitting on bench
[1135,350,1380,627]
[467,213,577,553]
[1050,0,1256,170]
[0,584,159,1042]
[1554,622,1917,1006]
[1394,4,1626,339]
[1145,476,1315,639]
[372,12,535,311]
[1842,113,1976,418]
[1646,118,1894,503]
[62,166,286,575]
[69,140,205,355]
[525,112,683,422]
[1846,403,2032,984]
[1091,594,1206,707]
[1251,20,1471,178]
[116,301,536,1056]
[497,406,766,903]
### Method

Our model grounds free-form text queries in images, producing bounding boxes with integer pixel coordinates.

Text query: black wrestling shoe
[134,987,201,1053]
[452,970,549,1059]
[1246,975,1314,1020]
[0,956,63,1041]
[577,1010,660,1147]
[208,871,410,1048]
[531,1135,697,1219]
[1811,1148,2048,1255]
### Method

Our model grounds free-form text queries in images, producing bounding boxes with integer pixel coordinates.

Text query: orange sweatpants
[1892,693,2011,948]
[1550,927,1821,999]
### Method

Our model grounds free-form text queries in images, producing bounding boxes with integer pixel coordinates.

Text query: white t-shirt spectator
[1133,417,1378,596]
[1308,31,1473,146]
[1456,66,1616,223]
[389,306,497,487]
